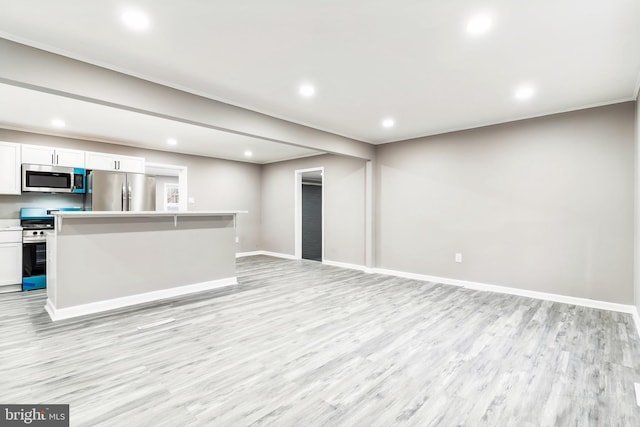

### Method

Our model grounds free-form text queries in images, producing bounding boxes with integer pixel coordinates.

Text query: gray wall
[0,129,262,253]
[376,102,635,304]
[3,102,636,307]
[261,154,366,265]
[0,193,86,217]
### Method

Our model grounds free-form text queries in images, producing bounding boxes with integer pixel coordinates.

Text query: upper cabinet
[0,142,148,196]
[22,144,85,168]
[0,141,21,195]
[85,151,145,174]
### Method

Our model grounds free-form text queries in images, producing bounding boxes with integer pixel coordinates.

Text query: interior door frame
[294,167,325,260]
[145,162,188,212]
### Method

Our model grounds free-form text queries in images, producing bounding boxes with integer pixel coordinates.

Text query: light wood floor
[1,255,639,426]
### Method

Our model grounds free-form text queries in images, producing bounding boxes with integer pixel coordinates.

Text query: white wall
[377,102,635,304]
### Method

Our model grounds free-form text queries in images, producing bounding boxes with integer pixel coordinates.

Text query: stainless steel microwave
[21,164,86,193]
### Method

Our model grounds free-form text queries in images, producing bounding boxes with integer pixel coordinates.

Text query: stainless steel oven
[19,207,82,291]
[20,209,54,291]
[22,228,49,291]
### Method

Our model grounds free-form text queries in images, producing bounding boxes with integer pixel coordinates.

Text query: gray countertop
[0,219,21,231]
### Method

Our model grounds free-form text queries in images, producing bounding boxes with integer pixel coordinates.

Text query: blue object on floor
[23,275,46,291]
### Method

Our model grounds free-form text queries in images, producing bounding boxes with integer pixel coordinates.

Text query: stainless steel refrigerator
[86,170,156,211]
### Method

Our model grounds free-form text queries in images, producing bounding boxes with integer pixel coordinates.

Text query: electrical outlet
[235,236,239,243]
[455,253,462,263]
[188,196,195,204]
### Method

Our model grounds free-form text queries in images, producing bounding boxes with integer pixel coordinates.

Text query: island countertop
[50,210,247,229]
[46,210,243,321]
[50,210,246,217]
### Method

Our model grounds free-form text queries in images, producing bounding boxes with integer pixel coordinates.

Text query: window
[164,183,180,212]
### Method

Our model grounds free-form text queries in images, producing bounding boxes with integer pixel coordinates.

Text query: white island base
[46,211,243,321]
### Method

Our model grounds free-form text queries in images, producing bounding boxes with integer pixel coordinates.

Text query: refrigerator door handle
[128,185,133,211]
[122,184,127,211]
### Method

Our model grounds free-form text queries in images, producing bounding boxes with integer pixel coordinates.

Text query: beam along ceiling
[0,0,638,151]
[0,84,322,164]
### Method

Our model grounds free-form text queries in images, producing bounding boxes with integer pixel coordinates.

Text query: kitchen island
[45,211,245,321]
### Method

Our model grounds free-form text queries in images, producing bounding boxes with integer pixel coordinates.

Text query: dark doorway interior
[302,181,322,261]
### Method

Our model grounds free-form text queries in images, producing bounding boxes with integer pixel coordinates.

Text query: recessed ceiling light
[466,14,492,35]
[167,138,177,145]
[514,84,535,101]
[298,84,316,97]
[244,150,253,157]
[121,9,150,31]
[382,118,395,128]
[51,118,65,128]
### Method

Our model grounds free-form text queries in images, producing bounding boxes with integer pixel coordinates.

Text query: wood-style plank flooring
[1,255,639,426]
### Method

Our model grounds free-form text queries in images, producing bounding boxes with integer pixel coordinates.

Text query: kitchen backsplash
[0,193,85,219]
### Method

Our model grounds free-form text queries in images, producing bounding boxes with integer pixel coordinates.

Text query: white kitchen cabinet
[117,155,146,173]
[22,144,85,168]
[0,230,22,290]
[0,141,21,195]
[54,148,86,167]
[85,151,145,173]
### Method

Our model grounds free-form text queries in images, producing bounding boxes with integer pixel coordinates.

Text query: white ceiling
[0,0,638,148]
[0,83,321,164]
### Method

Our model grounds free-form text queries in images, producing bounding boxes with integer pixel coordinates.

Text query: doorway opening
[145,163,188,212]
[295,167,324,262]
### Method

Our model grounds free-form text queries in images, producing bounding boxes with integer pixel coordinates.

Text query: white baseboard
[260,251,298,260]
[373,267,637,315]
[323,259,373,273]
[326,262,640,339]
[237,250,298,260]
[633,307,640,338]
[45,277,237,321]
[245,253,640,337]
[236,251,263,258]
[245,252,374,270]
